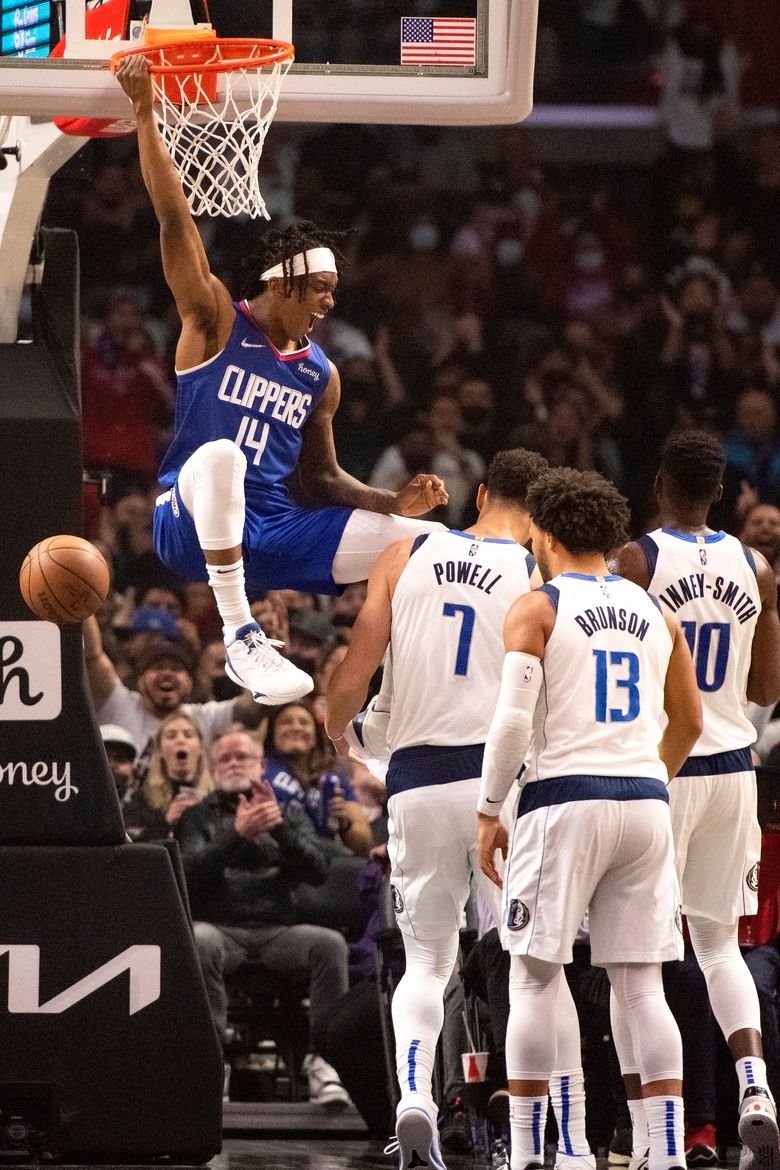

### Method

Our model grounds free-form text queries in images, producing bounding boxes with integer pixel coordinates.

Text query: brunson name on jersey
[574,606,650,640]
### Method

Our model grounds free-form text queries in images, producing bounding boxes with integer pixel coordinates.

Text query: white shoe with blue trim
[739,1086,780,1170]
[224,622,313,705]
[394,1098,447,1170]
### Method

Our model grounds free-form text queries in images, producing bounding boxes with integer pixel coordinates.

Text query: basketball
[19,535,110,624]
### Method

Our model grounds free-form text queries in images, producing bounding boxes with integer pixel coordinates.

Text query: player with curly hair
[115,55,448,705]
[477,467,702,1170]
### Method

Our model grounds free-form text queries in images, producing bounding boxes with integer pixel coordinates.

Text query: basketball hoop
[110,36,294,219]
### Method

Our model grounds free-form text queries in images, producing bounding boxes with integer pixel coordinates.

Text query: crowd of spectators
[34,0,780,1149]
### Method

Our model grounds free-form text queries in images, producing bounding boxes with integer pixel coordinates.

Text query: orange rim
[110,37,294,76]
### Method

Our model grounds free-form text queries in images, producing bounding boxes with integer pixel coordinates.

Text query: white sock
[737,1056,769,1098]
[644,1095,685,1169]
[509,1094,547,1169]
[207,560,254,642]
[628,1098,649,1153]
[550,1070,590,1155]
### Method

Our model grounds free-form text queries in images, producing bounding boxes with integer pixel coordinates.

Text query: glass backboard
[0,0,538,125]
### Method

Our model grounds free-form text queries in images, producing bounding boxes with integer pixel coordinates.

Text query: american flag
[400,16,477,67]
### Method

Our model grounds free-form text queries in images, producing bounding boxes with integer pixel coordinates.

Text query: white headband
[260,248,337,282]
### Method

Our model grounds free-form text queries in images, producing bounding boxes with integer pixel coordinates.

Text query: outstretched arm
[83,614,119,710]
[114,54,234,368]
[298,370,449,516]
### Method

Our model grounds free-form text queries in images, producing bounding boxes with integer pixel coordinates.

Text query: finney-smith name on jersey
[655,571,758,624]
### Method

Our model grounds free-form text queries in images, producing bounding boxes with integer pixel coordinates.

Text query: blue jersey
[158,301,332,512]
[267,757,355,839]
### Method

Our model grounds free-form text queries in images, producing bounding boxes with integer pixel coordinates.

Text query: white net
[145,40,293,219]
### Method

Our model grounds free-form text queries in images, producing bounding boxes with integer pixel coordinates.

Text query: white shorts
[387,776,512,940]
[503,789,682,966]
[669,767,760,924]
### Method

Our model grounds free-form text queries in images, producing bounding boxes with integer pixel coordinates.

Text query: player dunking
[477,468,702,1170]
[326,451,596,1170]
[114,55,447,706]
[611,430,780,1169]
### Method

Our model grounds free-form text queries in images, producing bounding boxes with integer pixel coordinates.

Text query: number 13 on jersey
[593,648,640,722]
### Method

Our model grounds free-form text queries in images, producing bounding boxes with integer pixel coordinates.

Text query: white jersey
[387,529,534,752]
[524,573,672,784]
[639,528,759,756]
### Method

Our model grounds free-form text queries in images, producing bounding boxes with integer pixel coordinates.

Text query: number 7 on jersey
[442,603,475,677]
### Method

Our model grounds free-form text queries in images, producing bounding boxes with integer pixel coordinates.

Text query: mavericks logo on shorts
[391,884,404,914]
[507,899,530,931]
[746,863,760,893]
[171,487,180,518]
[675,905,683,935]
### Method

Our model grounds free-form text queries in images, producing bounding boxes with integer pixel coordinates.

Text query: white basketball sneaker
[555,1157,597,1170]
[342,694,391,762]
[224,622,313,705]
[628,1148,649,1170]
[394,1097,447,1170]
[739,1086,780,1170]
[303,1053,350,1111]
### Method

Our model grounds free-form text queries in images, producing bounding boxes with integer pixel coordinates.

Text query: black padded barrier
[0,229,223,1162]
[0,845,224,1162]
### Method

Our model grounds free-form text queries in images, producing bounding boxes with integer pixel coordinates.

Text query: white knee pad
[177,439,247,550]
[400,932,460,985]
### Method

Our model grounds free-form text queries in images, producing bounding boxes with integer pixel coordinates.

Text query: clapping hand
[235,777,283,842]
